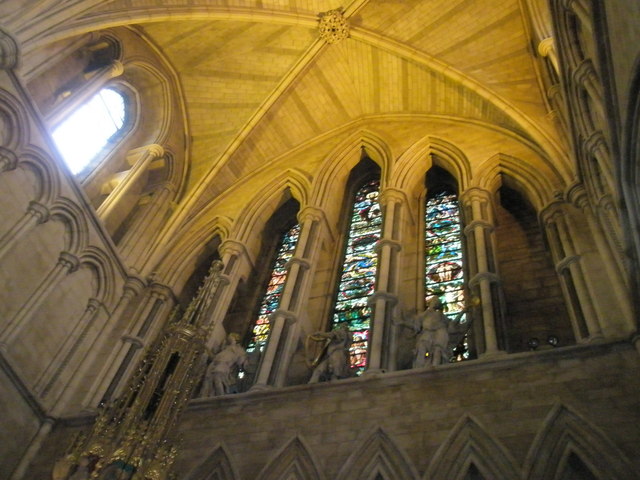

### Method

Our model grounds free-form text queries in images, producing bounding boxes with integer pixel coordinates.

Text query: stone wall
[27,341,639,479]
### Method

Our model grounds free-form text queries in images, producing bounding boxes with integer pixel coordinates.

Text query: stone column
[252,206,327,388]
[367,188,403,373]
[0,251,79,347]
[0,200,49,261]
[203,239,252,351]
[538,37,559,73]
[74,275,145,409]
[568,184,633,331]
[118,181,177,270]
[45,60,124,127]
[96,144,164,229]
[9,418,55,480]
[460,188,504,356]
[87,281,175,406]
[542,200,602,341]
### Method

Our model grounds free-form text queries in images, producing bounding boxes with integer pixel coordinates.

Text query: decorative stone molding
[0,27,19,70]
[58,251,80,273]
[318,8,350,45]
[27,200,50,224]
[0,147,18,172]
[368,291,398,305]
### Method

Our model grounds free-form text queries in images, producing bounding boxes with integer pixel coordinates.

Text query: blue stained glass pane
[425,191,469,361]
[332,178,381,372]
[247,223,300,353]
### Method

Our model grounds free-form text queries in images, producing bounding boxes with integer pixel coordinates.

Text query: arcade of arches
[1,1,640,479]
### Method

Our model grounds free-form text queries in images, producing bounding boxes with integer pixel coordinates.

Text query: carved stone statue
[308,323,352,383]
[202,333,248,396]
[397,297,468,367]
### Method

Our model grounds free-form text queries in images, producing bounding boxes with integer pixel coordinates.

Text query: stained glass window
[332,178,382,371]
[424,190,468,361]
[247,223,300,354]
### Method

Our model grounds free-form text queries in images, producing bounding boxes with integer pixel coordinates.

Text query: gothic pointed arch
[0,88,29,149]
[159,216,231,288]
[310,130,392,209]
[231,168,310,246]
[523,403,635,480]
[256,436,323,480]
[336,428,418,480]
[425,415,520,480]
[185,444,239,480]
[49,197,90,254]
[19,147,61,205]
[78,245,117,305]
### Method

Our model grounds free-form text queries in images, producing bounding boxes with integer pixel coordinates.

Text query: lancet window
[246,223,300,354]
[424,188,468,361]
[52,87,127,174]
[332,178,382,371]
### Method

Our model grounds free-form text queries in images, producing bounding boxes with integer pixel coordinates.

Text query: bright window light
[52,88,125,174]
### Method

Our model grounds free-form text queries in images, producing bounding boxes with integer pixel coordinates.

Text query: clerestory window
[52,87,127,174]
[247,223,300,354]
[424,187,469,362]
[331,177,382,373]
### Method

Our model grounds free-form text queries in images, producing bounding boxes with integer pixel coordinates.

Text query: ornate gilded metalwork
[318,8,349,44]
[53,261,224,480]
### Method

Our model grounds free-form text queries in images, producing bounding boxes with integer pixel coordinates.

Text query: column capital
[270,309,298,322]
[123,274,147,296]
[58,251,80,272]
[566,182,590,210]
[0,27,19,70]
[459,187,492,205]
[374,238,401,252]
[463,220,494,235]
[0,146,18,172]
[572,59,598,88]
[86,297,104,313]
[27,200,50,224]
[121,334,145,348]
[556,254,581,273]
[219,239,249,260]
[584,130,608,157]
[469,271,500,287]
[108,60,125,78]
[540,196,568,224]
[378,187,407,206]
[286,256,311,270]
[537,37,555,57]
[149,282,175,302]
[298,205,325,224]
[368,291,398,305]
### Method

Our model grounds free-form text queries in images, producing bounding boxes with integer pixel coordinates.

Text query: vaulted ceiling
[9,0,567,209]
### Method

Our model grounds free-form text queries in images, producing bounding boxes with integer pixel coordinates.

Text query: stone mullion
[0,251,79,347]
[45,59,124,127]
[367,189,403,373]
[253,207,323,388]
[0,200,49,262]
[96,144,164,225]
[118,181,176,270]
[461,188,502,356]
